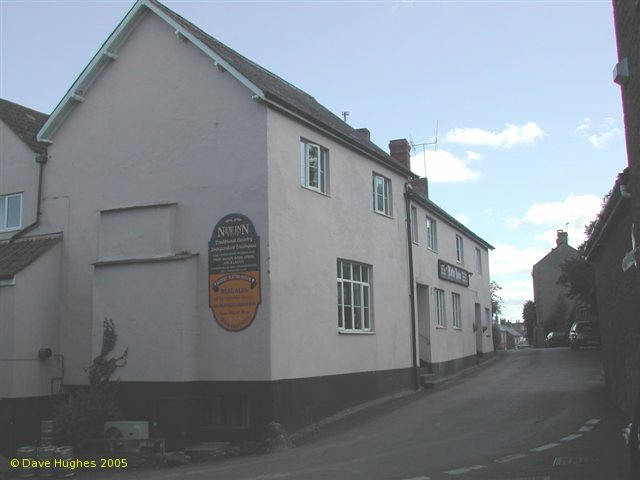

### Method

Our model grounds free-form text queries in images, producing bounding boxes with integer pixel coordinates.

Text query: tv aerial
[410,121,438,177]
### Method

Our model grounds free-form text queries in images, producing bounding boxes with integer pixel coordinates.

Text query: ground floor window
[337,259,372,332]
[205,396,250,429]
[435,288,446,327]
[452,293,461,329]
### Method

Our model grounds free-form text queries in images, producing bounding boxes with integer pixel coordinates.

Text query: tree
[522,300,536,340]
[490,281,504,319]
[557,257,597,314]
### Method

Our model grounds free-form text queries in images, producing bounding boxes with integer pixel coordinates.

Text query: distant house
[531,230,587,347]
[498,324,522,350]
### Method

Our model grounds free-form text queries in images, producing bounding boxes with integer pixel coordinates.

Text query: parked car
[516,339,530,349]
[545,331,569,347]
[569,321,600,350]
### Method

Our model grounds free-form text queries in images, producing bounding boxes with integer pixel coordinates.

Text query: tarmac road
[2,347,630,479]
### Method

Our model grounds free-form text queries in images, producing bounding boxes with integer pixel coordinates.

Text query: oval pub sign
[209,214,261,331]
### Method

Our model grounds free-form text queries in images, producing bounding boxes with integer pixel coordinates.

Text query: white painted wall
[411,200,493,366]
[3,243,62,398]
[0,121,38,240]
[266,109,413,380]
[38,11,271,384]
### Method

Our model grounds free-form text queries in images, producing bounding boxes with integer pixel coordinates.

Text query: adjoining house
[407,177,494,376]
[0,99,64,453]
[531,230,591,347]
[0,0,493,451]
[583,170,640,418]
[610,0,640,432]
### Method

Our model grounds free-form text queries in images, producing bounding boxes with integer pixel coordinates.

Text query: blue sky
[0,0,626,320]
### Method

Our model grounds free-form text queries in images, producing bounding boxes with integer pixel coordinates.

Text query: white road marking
[400,477,430,480]
[530,443,560,452]
[444,465,486,475]
[494,453,529,463]
[578,426,594,433]
[561,433,583,441]
[585,418,600,425]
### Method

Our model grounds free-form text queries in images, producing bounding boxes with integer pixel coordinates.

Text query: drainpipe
[10,153,47,242]
[404,183,419,390]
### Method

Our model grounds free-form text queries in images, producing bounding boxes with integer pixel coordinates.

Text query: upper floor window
[300,140,329,193]
[426,217,437,251]
[0,193,22,231]
[410,205,418,243]
[372,174,392,216]
[455,234,464,264]
[337,259,372,333]
[475,247,482,274]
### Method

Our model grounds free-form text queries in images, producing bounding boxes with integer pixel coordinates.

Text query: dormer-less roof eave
[37,0,266,144]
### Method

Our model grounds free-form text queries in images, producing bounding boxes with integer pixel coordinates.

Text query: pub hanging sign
[209,213,261,331]
[438,260,470,287]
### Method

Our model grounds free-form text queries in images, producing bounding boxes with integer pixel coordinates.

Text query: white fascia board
[37,0,264,143]
[142,0,264,99]
[37,1,149,143]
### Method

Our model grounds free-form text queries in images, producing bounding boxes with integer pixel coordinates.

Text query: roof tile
[0,235,61,279]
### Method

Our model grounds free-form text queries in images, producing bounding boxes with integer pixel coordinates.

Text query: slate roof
[0,99,49,154]
[148,0,411,173]
[0,235,61,280]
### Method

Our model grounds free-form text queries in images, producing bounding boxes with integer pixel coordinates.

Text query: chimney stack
[556,229,568,246]
[389,138,411,169]
[410,178,429,200]
[356,128,371,141]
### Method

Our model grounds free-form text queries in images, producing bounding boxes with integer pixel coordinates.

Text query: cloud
[574,117,592,135]
[444,122,544,148]
[455,213,470,225]
[574,116,622,149]
[465,151,483,161]
[410,148,481,183]
[490,243,550,276]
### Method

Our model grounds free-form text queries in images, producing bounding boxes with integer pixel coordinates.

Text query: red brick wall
[612,1,640,418]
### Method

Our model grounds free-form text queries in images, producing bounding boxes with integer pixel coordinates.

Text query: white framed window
[426,217,437,251]
[455,234,464,264]
[475,247,482,274]
[452,293,462,329]
[337,259,372,333]
[410,205,418,243]
[300,140,329,193]
[372,173,392,216]
[0,193,22,231]
[435,288,446,328]
[485,307,491,335]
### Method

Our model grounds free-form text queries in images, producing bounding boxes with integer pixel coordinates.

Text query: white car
[516,339,530,349]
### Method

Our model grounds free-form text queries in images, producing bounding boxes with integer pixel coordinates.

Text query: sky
[0,0,627,321]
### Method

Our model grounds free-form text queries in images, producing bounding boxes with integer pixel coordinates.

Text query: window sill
[338,330,375,335]
[301,185,331,197]
[453,327,463,331]
[0,227,21,233]
[373,210,393,219]
[436,325,447,330]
